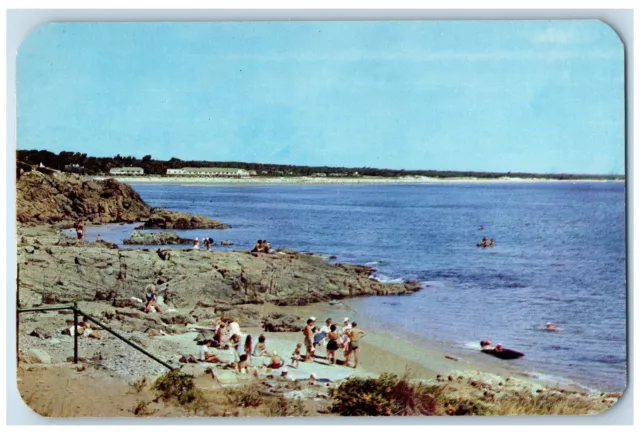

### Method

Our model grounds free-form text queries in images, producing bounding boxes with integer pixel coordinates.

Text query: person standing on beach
[326,324,340,366]
[75,219,85,243]
[340,317,352,355]
[345,322,366,369]
[303,318,316,362]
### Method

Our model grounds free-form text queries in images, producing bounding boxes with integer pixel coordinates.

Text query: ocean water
[118,182,626,392]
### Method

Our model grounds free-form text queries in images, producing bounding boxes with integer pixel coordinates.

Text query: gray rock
[24,246,35,254]
[23,348,52,364]
[123,230,192,246]
[29,327,51,339]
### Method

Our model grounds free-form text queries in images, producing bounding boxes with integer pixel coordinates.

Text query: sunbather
[200,340,223,363]
[264,351,285,369]
[253,334,271,357]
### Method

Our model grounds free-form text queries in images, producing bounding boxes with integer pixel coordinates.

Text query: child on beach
[244,335,253,364]
[291,343,302,368]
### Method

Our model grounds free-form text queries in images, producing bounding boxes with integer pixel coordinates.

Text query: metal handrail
[17,304,174,371]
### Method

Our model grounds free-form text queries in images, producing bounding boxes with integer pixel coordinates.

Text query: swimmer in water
[545,322,560,331]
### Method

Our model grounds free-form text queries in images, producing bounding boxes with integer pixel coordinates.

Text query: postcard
[15,20,625,417]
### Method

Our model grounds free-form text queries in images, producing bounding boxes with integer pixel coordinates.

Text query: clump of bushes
[330,373,440,416]
[153,369,206,413]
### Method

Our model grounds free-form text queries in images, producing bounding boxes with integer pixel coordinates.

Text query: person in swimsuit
[252,240,263,253]
[75,219,85,242]
[303,318,315,362]
[545,322,559,331]
[253,334,271,357]
[244,335,253,364]
[326,324,340,366]
[144,284,163,314]
[236,353,251,373]
[291,343,302,368]
[264,351,284,369]
[345,322,366,369]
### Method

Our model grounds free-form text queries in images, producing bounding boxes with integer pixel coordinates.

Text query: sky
[17,21,624,174]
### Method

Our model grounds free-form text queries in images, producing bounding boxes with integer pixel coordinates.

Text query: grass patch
[329,373,614,416]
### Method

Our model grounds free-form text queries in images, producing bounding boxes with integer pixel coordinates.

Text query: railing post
[73,302,78,364]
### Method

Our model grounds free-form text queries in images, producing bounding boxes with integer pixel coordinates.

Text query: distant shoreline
[93,175,624,185]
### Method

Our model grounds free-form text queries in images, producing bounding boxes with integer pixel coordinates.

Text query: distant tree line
[16,149,624,180]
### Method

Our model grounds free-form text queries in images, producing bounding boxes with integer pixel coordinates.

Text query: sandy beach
[92,175,622,186]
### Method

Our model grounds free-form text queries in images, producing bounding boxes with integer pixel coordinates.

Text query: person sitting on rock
[203,237,210,250]
[261,240,272,253]
[157,249,171,261]
[144,284,163,314]
[252,240,264,253]
[193,237,200,249]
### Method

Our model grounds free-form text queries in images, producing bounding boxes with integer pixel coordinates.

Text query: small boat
[481,348,525,360]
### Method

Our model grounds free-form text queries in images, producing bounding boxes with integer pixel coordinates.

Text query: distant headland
[17,149,624,182]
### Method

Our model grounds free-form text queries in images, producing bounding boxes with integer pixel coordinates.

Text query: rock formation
[135,209,229,230]
[123,230,192,245]
[16,164,229,230]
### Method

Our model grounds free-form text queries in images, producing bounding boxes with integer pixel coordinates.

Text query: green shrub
[153,369,206,412]
[330,373,438,416]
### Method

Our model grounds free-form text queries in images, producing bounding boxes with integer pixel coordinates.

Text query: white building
[109,167,144,176]
[166,167,250,178]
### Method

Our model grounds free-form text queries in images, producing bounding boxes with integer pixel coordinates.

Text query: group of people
[191,318,289,375]
[184,315,367,379]
[302,317,366,368]
[193,237,215,250]
[251,240,272,253]
[478,237,495,248]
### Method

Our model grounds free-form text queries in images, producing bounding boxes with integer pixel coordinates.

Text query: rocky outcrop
[17,168,152,225]
[135,209,230,230]
[123,230,192,245]
[262,313,303,332]
[16,164,229,230]
[17,226,422,314]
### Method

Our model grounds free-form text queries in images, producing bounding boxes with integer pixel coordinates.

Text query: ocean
[92,181,627,392]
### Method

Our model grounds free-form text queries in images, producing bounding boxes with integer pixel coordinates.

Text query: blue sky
[17,21,624,174]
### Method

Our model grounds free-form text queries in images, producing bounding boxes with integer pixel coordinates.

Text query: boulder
[262,313,303,332]
[135,208,230,230]
[123,230,192,245]
[29,327,52,339]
